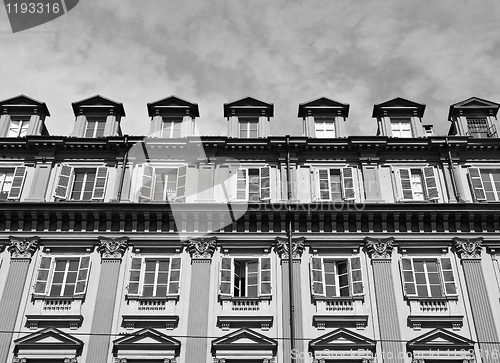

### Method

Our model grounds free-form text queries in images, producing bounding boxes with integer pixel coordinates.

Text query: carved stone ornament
[275,237,306,260]
[454,237,482,259]
[187,237,217,259]
[365,237,395,259]
[8,236,39,259]
[97,236,128,259]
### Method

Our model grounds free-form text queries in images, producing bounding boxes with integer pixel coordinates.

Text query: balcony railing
[315,298,363,314]
[467,123,498,138]
[221,297,270,313]
[408,298,463,330]
[409,299,457,315]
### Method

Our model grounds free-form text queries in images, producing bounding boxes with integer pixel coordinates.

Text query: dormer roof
[223,97,274,118]
[0,94,50,117]
[297,97,350,118]
[448,96,500,120]
[71,94,126,117]
[372,97,426,118]
[147,96,200,118]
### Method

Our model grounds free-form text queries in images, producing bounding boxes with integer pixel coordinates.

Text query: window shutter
[139,164,154,201]
[422,167,439,200]
[399,258,417,297]
[260,166,271,201]
[398,168,413,201]
[34,256,53,295]
[341,167,356,200]
[168,257,182,295]
[7,166,27,200]
[175,164,187,202]
[439,257,458,297]
[55,164,74,200]
[259,257,272,296]
[468,167,486,201]
[349,256,364,296]
[219,257,233,297]
[127,257,143,296]
[310,256,326,297]
[317,169,330,201]
[74,256,91,296]
[92,166,108,200]
[235,169,248,201]
[310,167,318,201]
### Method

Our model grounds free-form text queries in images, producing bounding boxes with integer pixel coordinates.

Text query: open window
[313,167,356,202]
[161,117,182,138]
[219,257,272,298]
[468,167,500,202]
[8,116,30,137]
[0,166,27,200]
[396,167,439,202]
[54,165,108,201]
[238,117,259,138]
[234,166,271,202]
[84,116,106,138]
[138,163,187,202]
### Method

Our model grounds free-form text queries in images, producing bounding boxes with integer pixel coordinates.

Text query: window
[8,117,30,137]
[235,167,270,202]
[34,256,91,297]
[84,117,106,138]
[391,118,413,137]
[239,117,259,138]
[397,167,439,201]
[219,257,272,298]
[400,257,457,299]
[309,256,364,298]
[127,257,181,297]
[314,167,355,202]
[54,165,108,201]
[467,117,495,138]
[138,164,187,202]
[315,118,335,138]
[0,166,26,200]
[162,117,182,138]
[468,168,500,201]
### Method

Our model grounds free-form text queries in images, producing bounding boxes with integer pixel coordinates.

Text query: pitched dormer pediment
[71,95,124,137]
[309,328,376,351]
[14,327,83,359]
[298,97,350,118]
[224,97,273,117]
[0,94,50,117]
[71,94,125,117]
[147,96,200,118]
[372,97,426,118]
[448,97,500,120]
[0,95,50,136]
[407,328,473,350]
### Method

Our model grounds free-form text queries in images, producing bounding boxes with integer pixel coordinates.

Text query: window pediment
[372,97,425,118]
[14,327,83,352]
[71,95,125,117]
[224,97,273,118]
[147,96,199,117]
[298,97,349,118]
[113,328,180,351]
[212,328,277,358]
[309,328,375,360]
[407,328,473,351]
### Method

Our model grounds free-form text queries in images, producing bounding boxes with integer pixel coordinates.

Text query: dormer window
[239,117,259,138]
[84,117,106,138]
[162,117,182,138]
[8,116,30,137]
[314,118,335,138]
[466,117,495,138]
[390,118,412,137]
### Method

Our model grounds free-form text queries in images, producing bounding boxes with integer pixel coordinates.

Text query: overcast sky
[1,0,499,138]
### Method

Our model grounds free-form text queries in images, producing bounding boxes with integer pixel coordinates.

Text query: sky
[1,0,500,138]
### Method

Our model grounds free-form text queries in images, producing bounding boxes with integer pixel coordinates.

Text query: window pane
[169,282,179,294]
[156,286,167,297]
[157,273,168,285]
[68,260,79,271]
[66,272,77,284]
[50,285,62,296]
[144,272,155,284]
[143,286,154,297]
[170,270,180,282]
[247,285,258,297]
[129,270,141,282]
[52,272,64,283]
[63,284,75,296]
[145,261,156,272]
[325,286,336,297]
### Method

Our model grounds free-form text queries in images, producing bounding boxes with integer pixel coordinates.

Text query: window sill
[125,295,180,302]
[32,294,85,301]
[219,296,271,301]
[312,296,364,302]
[406,296,458,301]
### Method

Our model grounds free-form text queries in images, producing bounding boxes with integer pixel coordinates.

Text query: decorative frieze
[97,236,128,259]
[186,237,217,259]
[275,236,305,259]
[365,237,394,259]
[7,236,39,259]
[454,237,482,259]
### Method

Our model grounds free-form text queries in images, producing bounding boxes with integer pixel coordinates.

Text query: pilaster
[0,236,39,363]
[72,115,87,137]
[26,114,42,136]
[104,114,117,137]
[150,115,163,137]
[0,113,11,137]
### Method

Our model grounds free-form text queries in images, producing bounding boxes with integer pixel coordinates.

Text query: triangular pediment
[224,97,273,117]
[448,97,499,120]
[0,94,50,116]
[372,97,426,118]
[298,97,350,117]
[309,328,376,351]
[212,328,277,351]
[147,96,199,117]
[407,329,473,350]
[14,327,83,350]
[113,328,180,350]
[72,94,125,116]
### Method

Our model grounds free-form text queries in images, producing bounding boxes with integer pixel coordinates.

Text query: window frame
[238,117,259,138]
[0,166,27,200]
[8,117,30,137]
[466,117,491,138]
[219,256,272,299]
[390,117,413,138]
[138,163,187,202]
[84,117,106,138]
[161,117,183,138]
[54,164,109,201]
[396,166,439,202]
[313,166,356,202]
[233,166,271,202]
[314,118,336,138]
[468,167,500,202]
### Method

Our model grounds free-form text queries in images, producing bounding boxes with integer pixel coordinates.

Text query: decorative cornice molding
[454,237,483,259]
[275,237,306,260]
[186,237,217,259]
[97,236,128,259]
[7,236,39,259]
[365,237,395,259]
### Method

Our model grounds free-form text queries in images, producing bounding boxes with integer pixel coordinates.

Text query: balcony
[26,297,83,330]
[122,296,179,330]
[408,298,463,330]
[467,123,498,138]
[313,297,368,330]
[218,297,273,331]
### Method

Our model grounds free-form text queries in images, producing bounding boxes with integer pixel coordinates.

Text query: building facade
[0,94,499,362]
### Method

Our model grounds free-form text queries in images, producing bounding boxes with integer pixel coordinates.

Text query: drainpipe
[446,137,461,202]
[116,134,129,201]
[285,134,296,361]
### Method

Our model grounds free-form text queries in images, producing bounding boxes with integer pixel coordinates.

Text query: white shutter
[341,167,356,200]
[317,169,331,201]
[138,164,154,201]
[310,256,326,297]
[310,167,318,201]
[468,167,486,201]
[259,257,272,296]
[260,166,271,201]
[349,256,364,296]
[398,168,413,201]
[422,167,439,200]
[399,258,418,297]
[127,257,143,297]
[219,257,233,297]
[438,257,458,297]
[7,166,27,200]
[235,169,248,201]
[34,256,53,295]
[92,166,108,200]
[74,256,91,296]
[54,164,74,200]
[175,164,187,202]
[168,257,182,295]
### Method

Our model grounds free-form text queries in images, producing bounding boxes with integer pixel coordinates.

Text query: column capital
[365,236,394,260]
[97,236,128,260]
[7,236,39,259]
[186,237,217,260]
[454,237,482,259]
[275,236,306,260]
